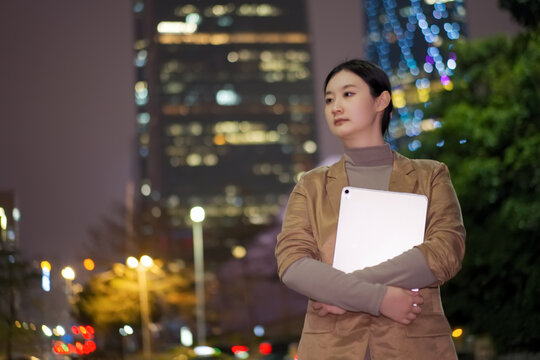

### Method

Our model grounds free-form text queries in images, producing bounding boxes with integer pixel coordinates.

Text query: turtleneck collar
[344,143,393,166]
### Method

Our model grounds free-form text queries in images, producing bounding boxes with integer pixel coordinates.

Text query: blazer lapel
[326,157,349,217]
[389,151,418,193]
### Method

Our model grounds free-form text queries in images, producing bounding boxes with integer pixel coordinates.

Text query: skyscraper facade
[132,0,317,262]
[363,0,467,148]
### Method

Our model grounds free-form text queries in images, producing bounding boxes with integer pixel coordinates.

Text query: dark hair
[324,59,393,136]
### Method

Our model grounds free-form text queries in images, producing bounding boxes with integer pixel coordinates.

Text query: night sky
[0,0,520,267]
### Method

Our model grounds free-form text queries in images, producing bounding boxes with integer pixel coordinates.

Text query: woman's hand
[311,301,347,316]
[379,286,423,325]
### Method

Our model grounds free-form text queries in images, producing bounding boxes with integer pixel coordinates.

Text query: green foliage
[74,261,196,334]
[401,30,540,353]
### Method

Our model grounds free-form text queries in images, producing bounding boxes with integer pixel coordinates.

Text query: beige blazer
[275,151,466,360]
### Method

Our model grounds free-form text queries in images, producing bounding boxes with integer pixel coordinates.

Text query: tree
[400,26,539,353]
[73,259,196,352]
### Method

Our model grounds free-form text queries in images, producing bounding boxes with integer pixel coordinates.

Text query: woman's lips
[334,118,348,126]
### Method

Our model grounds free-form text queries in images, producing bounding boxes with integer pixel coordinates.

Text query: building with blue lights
[363,0,467,147]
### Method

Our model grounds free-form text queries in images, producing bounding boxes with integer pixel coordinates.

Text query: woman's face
[324,70,386,148]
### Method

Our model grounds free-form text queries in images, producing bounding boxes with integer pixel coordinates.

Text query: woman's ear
[375,91,391,111]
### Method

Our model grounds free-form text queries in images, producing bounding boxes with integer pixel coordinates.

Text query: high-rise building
[363,0,467,148]
[132,1,317,263]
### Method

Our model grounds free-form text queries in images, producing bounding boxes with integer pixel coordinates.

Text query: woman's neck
[344,143,393,166]
[341,132,385,148]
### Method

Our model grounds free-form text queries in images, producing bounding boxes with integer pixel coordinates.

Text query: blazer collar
[327,156,349,216]
[389,151,417,193]
[325,151,417,216]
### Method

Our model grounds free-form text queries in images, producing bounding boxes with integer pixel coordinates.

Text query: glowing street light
[190,206,206,345]
[61,267,75,281]
[61,266,76,303]
[127,255,153,360]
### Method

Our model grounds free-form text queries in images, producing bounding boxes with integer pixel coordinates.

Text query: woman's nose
[332,99,343,114]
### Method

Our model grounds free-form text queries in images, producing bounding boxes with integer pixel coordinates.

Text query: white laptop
[332,186,428,273]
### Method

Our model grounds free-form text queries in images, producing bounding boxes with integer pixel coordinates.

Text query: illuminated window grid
[157,32,308,45]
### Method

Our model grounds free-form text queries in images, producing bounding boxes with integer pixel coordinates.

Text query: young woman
[275,59,465,359]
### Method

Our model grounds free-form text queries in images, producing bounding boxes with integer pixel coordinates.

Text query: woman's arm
[282,257,386,315]
[276,178,423,317]
[416,163,466,284]
[283,257,423,323]
[350,247,437,289]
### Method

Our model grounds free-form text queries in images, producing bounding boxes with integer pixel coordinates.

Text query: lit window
[227,51,239,62]
[262,94,276,106]
[137,112,150,126]
[186,153,202,166]
[141,183,151,196]
[216,87,241,106]
[157,21,197,34]
[203,154,218,166]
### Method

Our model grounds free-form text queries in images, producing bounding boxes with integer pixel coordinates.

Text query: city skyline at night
[0,0,520,277]
[0,0,526,356]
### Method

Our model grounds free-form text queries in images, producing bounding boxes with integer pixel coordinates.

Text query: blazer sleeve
[416,162,466,284]
[275,177,320,279]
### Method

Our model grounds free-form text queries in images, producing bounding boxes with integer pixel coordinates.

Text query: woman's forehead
[326,70,367,93]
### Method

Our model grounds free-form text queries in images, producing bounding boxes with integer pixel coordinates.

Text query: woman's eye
[325,98,333,104]
[344,92,354,97]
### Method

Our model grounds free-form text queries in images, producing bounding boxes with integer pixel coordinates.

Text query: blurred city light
[0,207,6,230]
[83,258,95,271]
[140,255,153,268]
[452,328,464,338]
[190,206,206,223]
[157,21,197,34]
[119,325,134,336]
[42,325,53,337]
[180,326,193,347]
[253,325,265,337]
[259,342,272,355]
[61,266,75,280]
[41,261,51,292]
[126,256,139,268]
[11,207,20,221]
[231,345,250,358]
[232,245,247,259]
[194,346,216,356]
[54,325,66,336]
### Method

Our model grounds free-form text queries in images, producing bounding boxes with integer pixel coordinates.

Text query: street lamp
[61,266,76,301]
[190,206,206,345]
[127,255,153,360]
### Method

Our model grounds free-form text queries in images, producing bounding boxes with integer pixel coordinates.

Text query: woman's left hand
[312,301,347,316]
